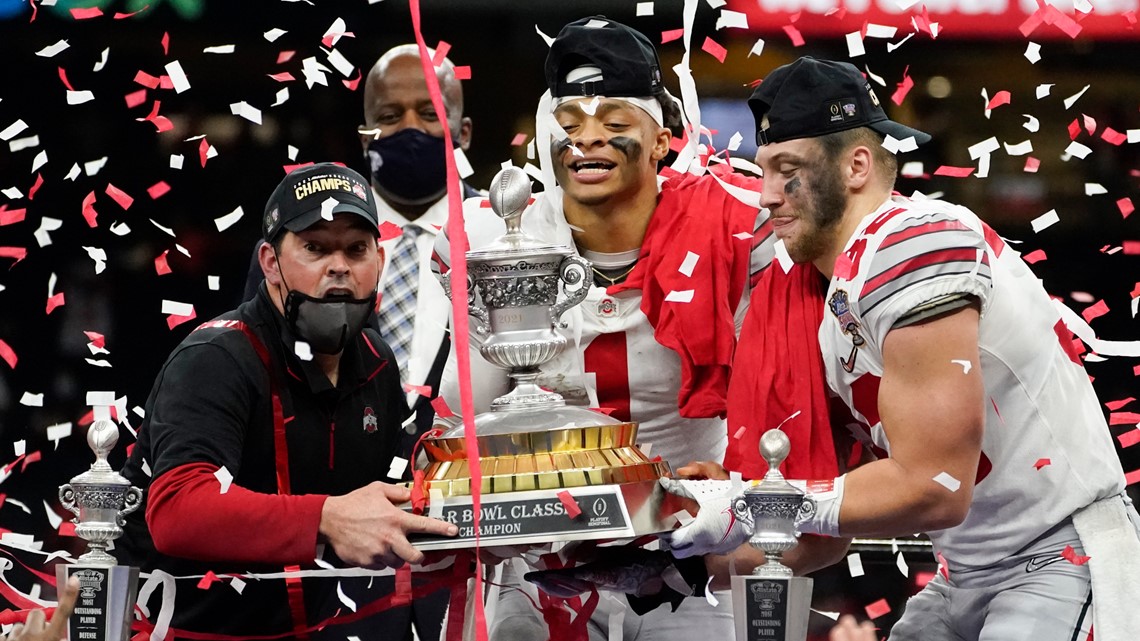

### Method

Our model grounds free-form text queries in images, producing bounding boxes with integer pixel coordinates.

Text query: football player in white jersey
[435,19,847,641]
[728,57,1140,641]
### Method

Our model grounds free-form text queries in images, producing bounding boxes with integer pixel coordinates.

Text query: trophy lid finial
[87,420,118,473]
[488,166,532,236]
[760,429,791,475]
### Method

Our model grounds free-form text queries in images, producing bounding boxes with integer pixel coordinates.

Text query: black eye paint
[785,176,802,196]
[608,136,643,162]
[551,137,573,158]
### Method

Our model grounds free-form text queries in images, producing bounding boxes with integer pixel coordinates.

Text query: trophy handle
[59,484,80,519]
[549,256,590,328]
[797,495,817,522]
[117,486,143,525]
[440,272,452,300]
[731,495,755,530]
[465,274,491,336]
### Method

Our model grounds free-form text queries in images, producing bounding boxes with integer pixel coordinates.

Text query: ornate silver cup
[730,430,816,641]
[457,166,590,411]
[57,420,141,641]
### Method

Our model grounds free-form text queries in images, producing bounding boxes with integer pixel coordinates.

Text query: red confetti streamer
[733,425,747,440]
[701,37,728,63]
[167,310,197,330]
[1124,241,1140,255]
[199,138,211,167]
[431,41,452,67]
[864,598,891,619]
[20,450,41,472]
[378,221,404,242]
[1101,127,1127,145]
[1061,545,1090,565]
[661,29,685,44]
[196,570,219,590]
[268,72,295,82]
[1126,468,1140,485]
[159,76,173,90]
[84,331,106,349]
[430,395,454,419]
[1118,429,1140,449]
[0,247,28,263]
[833,252,855,280]
[148,182,171,199]
[161,32,169,55]
[277,51,296,64]
[155,250,172,276]
[1022,249,1047,263]
[282,162,314,174]
[1106,397,1135,411]
[134,71,161,89]
[891,66,914,106]
[1134,364,1140,377]
[1080,299,1109,323]
[46,292,66,315]
[0,339,17,369]
[69,7,103,19]
[510,133,528,146]
[343,70,362,91]
[934,165,974,177]
[1067,119,1081,140]
[557,491,582,519]
[782,24,806,47]
[57,67,75,91]
[1024,157,1040,173]
[453,66,471,80]
[58,521,76,537]
[1117,198,1134,219]
[29,0,37,23]
[124,89,147,108]
[1033,458,1051,470]
[28,173,43,201]
[105,183,134,210]
[114,5,151,19]
[985,91,1011,110]
[81,191,98,227]
[0,208,26,226]
[402,383,433,398]
[1110,411,1140,425]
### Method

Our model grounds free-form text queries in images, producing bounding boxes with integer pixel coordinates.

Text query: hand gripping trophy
[57,420,141,641]
[730,429,816,641]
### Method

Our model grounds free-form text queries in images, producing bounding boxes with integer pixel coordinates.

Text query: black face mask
[365,128,449,206]
[283,290,375,355]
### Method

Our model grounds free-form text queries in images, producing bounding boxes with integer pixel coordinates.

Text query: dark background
[0,0,1137,636]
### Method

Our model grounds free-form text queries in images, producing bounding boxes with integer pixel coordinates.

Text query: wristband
[791,474,845,538]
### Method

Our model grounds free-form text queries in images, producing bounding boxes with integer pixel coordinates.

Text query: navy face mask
[365,128,449,206]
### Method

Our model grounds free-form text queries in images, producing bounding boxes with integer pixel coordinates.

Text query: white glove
[790,475,845,537]
[659,478,751,558]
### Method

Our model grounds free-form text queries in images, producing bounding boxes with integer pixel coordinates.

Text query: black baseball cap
[748,57,931,147]
[263,163,379,242]
[545,16,664,98]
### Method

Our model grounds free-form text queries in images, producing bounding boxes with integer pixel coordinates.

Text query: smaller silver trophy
[730,430,816,641]
[57,420,141,641]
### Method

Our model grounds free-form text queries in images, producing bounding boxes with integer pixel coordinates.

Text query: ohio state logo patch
[362,406,378,433]
[597,297,619,317]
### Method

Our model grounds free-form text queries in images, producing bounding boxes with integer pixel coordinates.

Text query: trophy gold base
[56,564,138,641]
[731,574,813,641]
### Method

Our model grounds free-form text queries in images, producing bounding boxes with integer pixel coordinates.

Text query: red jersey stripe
[862,247,982,300]
[879,218,971,251]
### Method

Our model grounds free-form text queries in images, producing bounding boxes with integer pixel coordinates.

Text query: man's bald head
[362,44,467,143]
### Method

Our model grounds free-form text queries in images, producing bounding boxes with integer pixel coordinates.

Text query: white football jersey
[438,192,731,469]
[820,196,1124,570]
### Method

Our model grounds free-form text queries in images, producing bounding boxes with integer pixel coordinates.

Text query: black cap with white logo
[545,16,664,99]
[263,163,379,242]
[748,57,931,147]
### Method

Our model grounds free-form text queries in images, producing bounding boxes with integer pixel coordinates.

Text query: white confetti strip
[229,101,262,125]
[43,501,63,529]
[774,239,793,274]
[968,137,1000,160]
[35,216,62,247]
[319,196,338,222]
[165,60,191,93]
[0,119,28,141]
[705,576,719,607]
[636,2,654,15]
[578,95,601,116]
[847,552,865,577]
[387,457,408,479]
[301,57,330,88]
[1036,84,1053,99]
[900,161,924,178]
[864,65,886,87]
[84,156,108,176]
[20,392,44,407]
[214,466,234,494]
[748,38,765,58]
[882,135,918,154]
[933,472,962,492]
[294,341,313,361]
[866,24,897,38]
[83,246,107,273]
[1085,183,1107,196]
[13,440,26,456]
[1128,129,1140,143]
[230,577,246,594]
[454,147,475,179]
[85,359,112,368]
[86,391,116,405]
[109,221,131,236]
[264,28,287,42]
[1004,140,1033,156]
[203,44,235,54]
[46,422,72,443]
[896,551,910,576]
[1062,85,1089,110]
[32,149,48,171]
[214,206,244,232]
[664,290,694,303]
[1023,115,1040,133]
[1031,209,1060,233]
[715,9,748,29]
[672,509,694,526]
[93,48,110,72]
[812,609,841,620]
[208,276,221,291]
[428,488,445,519]
[1024,42,1041,64]
[170,154,184,170]
[161,300,194,316]
[727,131,743,152]
[36,40,70,57]
[1064,141,1092,160]
[846,32,865,58]
[678,251,700,277]
[336,582,357,612]
[951,359,972,374]
[9,135,39,152]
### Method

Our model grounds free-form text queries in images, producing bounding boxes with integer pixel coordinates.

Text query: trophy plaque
[730,430,816,641]
[57,420,141,641]
[410,166,684,550]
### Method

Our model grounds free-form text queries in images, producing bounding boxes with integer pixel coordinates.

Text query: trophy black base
[56,564,138,641]
[731,574,813,641]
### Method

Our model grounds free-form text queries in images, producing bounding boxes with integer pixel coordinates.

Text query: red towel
[724,263,839,480]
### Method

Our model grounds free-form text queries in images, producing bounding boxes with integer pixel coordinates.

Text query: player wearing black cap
[117,163,458,639]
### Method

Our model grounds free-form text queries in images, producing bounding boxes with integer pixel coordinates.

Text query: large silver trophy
[411,167,684,549]
[730,430,816,641]
[57,420,141,641]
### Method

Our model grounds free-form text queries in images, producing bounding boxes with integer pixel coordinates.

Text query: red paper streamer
[342,70,362,91]
[661,29,685,43]
[57,66,75,91]
[510,133,528,146]
[1117,197,1134,219]
[701,37,727,63]
[148,181,171,199]
[431,41,452,66]
[430,396,454,419]
[277,51,296,64]
[557,491,582,519]
[1118,430,1140,449]
[0,208,27,226]
[891,66,914,106]
[1110,411,1140,425]
[453,66,471,80]
[402,383,433,398]
[1101,127,1127,145]
[167,310,197,330]
[106,183,135,210]
[1080,299,1109,323]
[70,7,103,19]
[378,221,403,242]
[783,24,806,46]
[28,173,44,200]
[268,72,295,82]
[985,90,1011,110]
[934,165,975,177]
[84,331,106,349]
[864,598,891,619]
[1106,397,1135,411]
[46,292,66,315]
[199,138,212,167]
[1024,157,1040,173]
[0,247,28,263]
[1022,249,1047,263]
[134,71,161,89]
[1061,545,1090,565]
[1033,458,1051,470]
[161,32,170,55]
[197,570,220,590]
[155,250,172,275]
[81,191,98,227]
[0,339,17,369]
